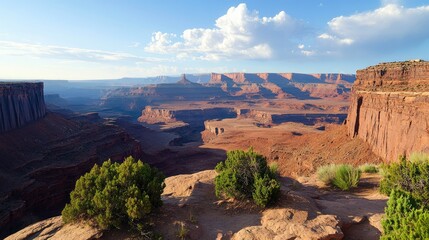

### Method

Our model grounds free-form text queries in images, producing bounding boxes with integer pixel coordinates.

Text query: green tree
[62,156,165,230]
[214,148,280,207]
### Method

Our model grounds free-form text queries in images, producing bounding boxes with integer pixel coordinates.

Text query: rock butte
[347,60,429,161]
[0,82,46,133]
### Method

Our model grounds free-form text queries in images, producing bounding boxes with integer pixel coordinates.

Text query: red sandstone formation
[209,72,354,100]
[138,106,236,125]
[101,73,355,113]
[347,60,429,161]
[0,82,46,133]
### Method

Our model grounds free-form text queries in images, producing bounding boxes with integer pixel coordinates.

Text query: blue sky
[0,0,428,79]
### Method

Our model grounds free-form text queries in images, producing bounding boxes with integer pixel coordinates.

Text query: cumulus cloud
[145,3,308,60]
[0,41,165,63]
[319,4,429,54]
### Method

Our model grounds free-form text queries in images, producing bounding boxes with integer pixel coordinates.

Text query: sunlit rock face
[347,60,429,161]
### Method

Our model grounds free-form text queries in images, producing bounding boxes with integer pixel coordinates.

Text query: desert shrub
[62,156,165,230]
[409,152,429,163]
[317,164,361,190]
[331,164,361,190]
[381,190,429,240]
[214,148,280,207]
[317,164,337,185]
[252,174,281,207]
[380,155,429,205]
[380,153,429,239]
[175,222,189,240]
[359,163,379,173]
[268,162,279,178]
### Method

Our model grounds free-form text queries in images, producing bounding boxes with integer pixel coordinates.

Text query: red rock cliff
[347,60,429,161]
[0,82,46,133]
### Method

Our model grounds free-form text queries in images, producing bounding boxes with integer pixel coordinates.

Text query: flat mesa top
[364,60,429,69]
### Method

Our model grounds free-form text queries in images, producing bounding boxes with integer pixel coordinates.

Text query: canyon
[5,62,429,239]
[347,60,429,161]
[98,73,354,115]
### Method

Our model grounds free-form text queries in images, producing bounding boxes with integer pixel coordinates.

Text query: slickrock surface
[4,216,102,240]
[0,82,46,133]
[347,60,429,161]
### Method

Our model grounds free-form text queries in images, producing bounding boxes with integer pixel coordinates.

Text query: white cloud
[319,4,429,53]
[301,50,315,56]
[145,3,308,60]
[129,42,141,48]
[381,0,402,6]
[0,41,165,63]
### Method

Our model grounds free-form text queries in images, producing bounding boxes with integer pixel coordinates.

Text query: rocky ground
[6,170,387,240]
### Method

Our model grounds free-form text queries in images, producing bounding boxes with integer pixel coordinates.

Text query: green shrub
[359,163,379,173]
[381,190,429,240]
[252,174,281,207]
[331,164,361,190]
[175,222,189,240]
[317,164,337,185]
[214,148,280,207]
[62,156,165,230]
[380,152,429,239]
[409,152,429,163]
[380,155,429,205]
[268,162,279,179]
[317,164,361,190]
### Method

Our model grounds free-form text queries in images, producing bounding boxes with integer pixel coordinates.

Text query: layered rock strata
[0,82,46,133]
[138,106,236,125]
[209,72,354,99]
[347,60,429,161]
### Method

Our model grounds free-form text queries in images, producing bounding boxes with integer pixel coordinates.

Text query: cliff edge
[347,60,429,161]
[0,82,46,133]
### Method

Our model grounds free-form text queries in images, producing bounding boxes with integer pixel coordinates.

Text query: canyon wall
[347,60,429,161]
[209,73,354,100]
[209,73,355,85]
[0,82,46,133]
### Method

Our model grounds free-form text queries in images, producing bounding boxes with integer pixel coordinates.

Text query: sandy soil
[202,118,382,177]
